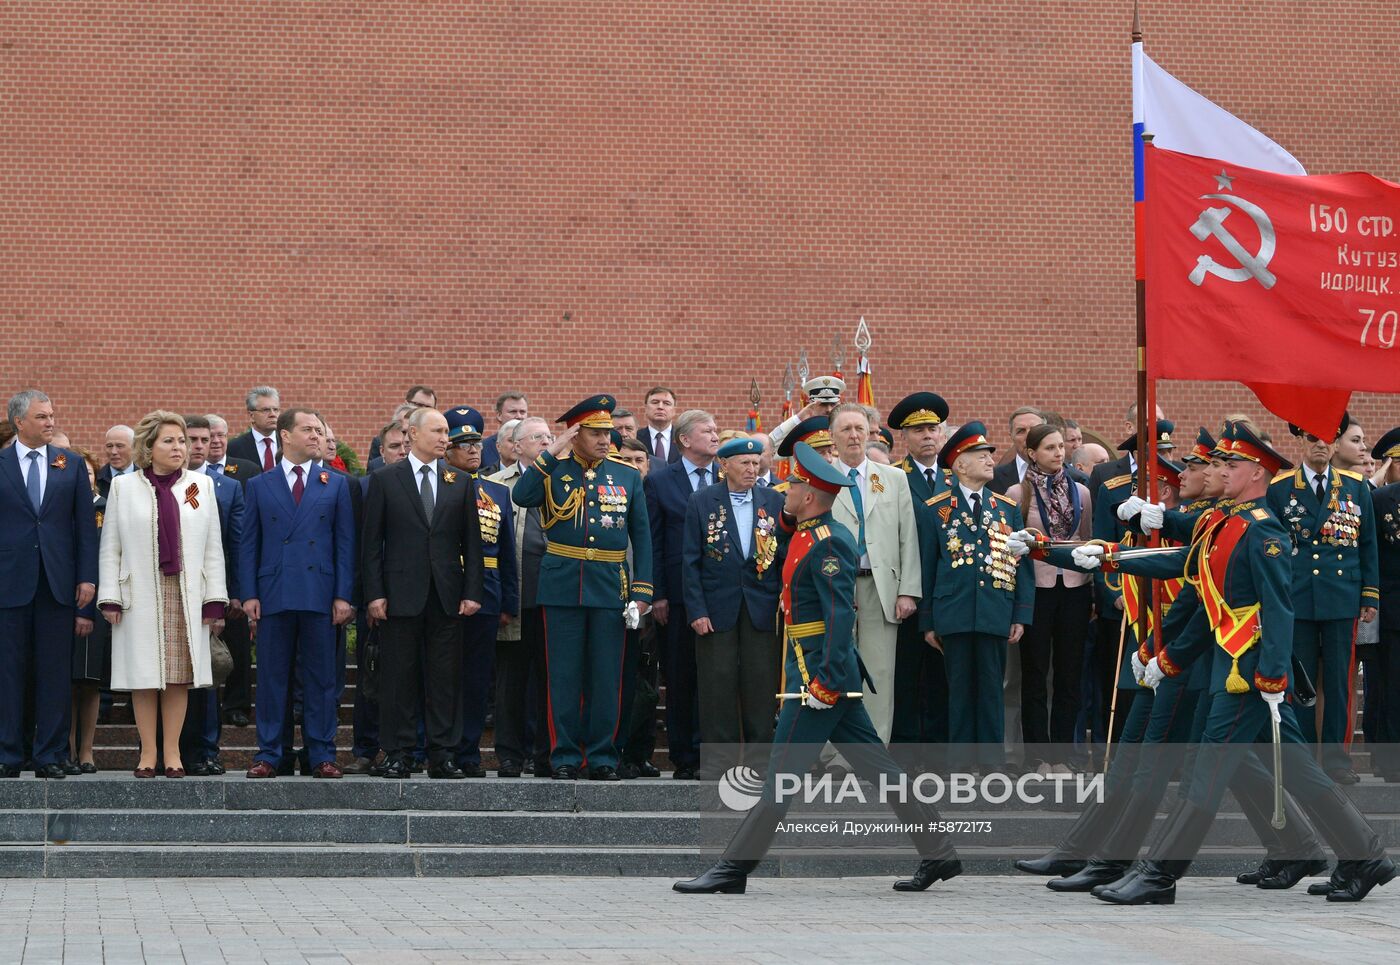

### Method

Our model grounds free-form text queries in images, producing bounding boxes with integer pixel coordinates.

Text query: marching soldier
[919,421,1034,772]
[673,442,961,896]
[887,392,952,755]
[443,406,519,777]
[1095,422,1395,905]
[1268,416,1379,784]
[512,395,653,781]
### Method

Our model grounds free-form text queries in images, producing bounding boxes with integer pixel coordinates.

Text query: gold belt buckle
[585,548,597,560]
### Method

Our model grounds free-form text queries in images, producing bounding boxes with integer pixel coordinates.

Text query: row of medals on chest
[1286,492,1361,548]
[947,510,1017,588]
[569,468,628,528]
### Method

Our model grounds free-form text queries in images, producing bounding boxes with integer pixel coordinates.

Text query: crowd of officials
[2,380,1397,783]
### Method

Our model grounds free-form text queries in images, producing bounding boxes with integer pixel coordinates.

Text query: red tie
[262,437,275,471]
[654,432,666,460]
[291,465,304,505]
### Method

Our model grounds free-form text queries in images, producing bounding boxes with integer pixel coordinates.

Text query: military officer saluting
[443,406,519,777]
[768,376,845,453]
[920,421,1034,772]
[512,395,652,781]
[673,442,962,896]
[1268,415,1379,784]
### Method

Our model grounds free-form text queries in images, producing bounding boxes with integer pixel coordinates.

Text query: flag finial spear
[1132,0,1142,43]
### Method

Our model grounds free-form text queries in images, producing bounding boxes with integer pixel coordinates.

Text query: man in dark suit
[203,414,260,483]
[204,413,259,726]
[636,386,682,465]
[645,408,721,779]
[240,408,357,779]
[368,386,437,465]
[95,424,137,498]
[227,385,282,472]
[180,416,245,775]
[480,391,529,471]
[0,390,98,778]
[362,407,485,779]
[681,437,788,779]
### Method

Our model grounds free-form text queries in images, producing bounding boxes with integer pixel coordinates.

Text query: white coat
[98,469,228,690]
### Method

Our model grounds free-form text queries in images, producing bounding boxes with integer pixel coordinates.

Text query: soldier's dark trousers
[1363,629,1400,776]
[940,632,1006,770]
[1293,618,1358,772]
[722,697,957,863]
[695,602,780,779]
[542,604,625,770]
[455,610,499,769]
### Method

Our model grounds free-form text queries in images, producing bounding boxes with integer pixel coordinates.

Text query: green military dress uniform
[511,395,653,776]
[918,422,1034,770]
[1267,453,1379,775]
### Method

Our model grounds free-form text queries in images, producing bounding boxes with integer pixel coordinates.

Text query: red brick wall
[3,2,1397,461]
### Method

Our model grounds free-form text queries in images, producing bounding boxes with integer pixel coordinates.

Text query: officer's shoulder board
[1336,467,1364,482]
[604,454,634,468]
[1271,469,1295,484]
[926,490,953,507]
[1104,474,1133,490]
[812,524,832,541]
[990,491,1016,506]
[1251,508,1271,521]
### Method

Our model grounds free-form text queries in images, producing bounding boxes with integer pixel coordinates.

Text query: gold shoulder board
[1271,470,1294,484]
[814,525,831,540]
[1336,468,1363,481]
[1252,508,1270,520]
[926,491,953,507]
[991,491,1016,506]
[1104,474,1132,489]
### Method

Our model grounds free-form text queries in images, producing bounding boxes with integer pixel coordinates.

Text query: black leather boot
[673,859,760,894]
[1093,801,1213,905]
[1047,859,1129,892]
[1014,794,1131,876]
[1298,786,1396,902]
[1232,778,1328,889]
[893,856,963,892]
[1258,858,1330,890]
[1050,792,1160,893]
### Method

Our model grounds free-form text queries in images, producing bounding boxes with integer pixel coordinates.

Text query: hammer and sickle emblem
[1188,193,1277,289]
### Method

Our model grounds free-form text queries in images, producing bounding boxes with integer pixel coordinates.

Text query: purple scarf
[1027,464,1078,541]
[144,467,183,576]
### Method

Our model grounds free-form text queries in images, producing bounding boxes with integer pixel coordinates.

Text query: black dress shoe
[893,857,963,892]
[589,765,621,781]
[60,759,82,776]
[497,762,523,778]
[1328,768,1360,785]
[34,763,66,779]
[636,761,661,778]
[533,764,554,778]
[1015,853,1088,877]
[369,759,389,778]
[186,761,212,777]
[78,762,98,775]
[1327,857,1398,902]
[0,764,20,778]
[1308,865,1344,895]
[342,756,377,776]
[673,766,698,780]
[617,763,640,780]
[428,761,466,779]
[408,759,426,774]
[552,764,580,780]
[380,758,411,779]
[226,710,251,727]
[673,860,758,894]
[1258,858,1329,890]
[1093,863,1178,905]
[459,762,487,778]
[1236,859,1281,885]
[1046,860,1128,892]
[205,758,225,775]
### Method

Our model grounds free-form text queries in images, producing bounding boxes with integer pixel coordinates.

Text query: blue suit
[680,481,786,633]
[645,457,718,770]
[239,463,356,768]
[182,471,244,765]
[0,445,98,768]
[457,474,519,769]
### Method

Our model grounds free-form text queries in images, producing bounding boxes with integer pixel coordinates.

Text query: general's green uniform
[512,395,653,775]
[1267,458,1379,774]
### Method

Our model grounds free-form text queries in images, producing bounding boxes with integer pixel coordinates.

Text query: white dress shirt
[408,452,439,503]
[1302,462,1330,499]
[280,457,314,494]
[13,440,50,504]
[649,424,673,458]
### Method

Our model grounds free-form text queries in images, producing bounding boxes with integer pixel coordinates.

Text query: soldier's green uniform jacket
[1267,465,1379,620]
[1158,499,1294,695]
[512,449,653,607]
[901,455,952,505]
[1091,471,1137,615]
[782,510,863,701]
[918,487,1034,637]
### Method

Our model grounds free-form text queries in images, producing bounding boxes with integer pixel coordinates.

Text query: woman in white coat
[98,411,227,777]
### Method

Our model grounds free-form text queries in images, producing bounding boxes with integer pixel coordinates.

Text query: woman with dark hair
[1006,423,1094,772]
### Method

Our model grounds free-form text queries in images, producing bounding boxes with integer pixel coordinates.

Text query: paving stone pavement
[0,875,1397,964]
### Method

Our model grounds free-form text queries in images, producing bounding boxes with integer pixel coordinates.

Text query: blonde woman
[98,411,227,778]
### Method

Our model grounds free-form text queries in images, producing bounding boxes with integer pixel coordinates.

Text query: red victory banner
[1144,146,1400,437]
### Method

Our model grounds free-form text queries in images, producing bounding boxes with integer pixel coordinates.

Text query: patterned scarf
[1028,464,1076,541]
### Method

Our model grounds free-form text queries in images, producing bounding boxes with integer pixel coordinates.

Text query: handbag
[209,628,234,688]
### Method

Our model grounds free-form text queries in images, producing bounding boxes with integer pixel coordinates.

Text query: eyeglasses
[249,407,280,416]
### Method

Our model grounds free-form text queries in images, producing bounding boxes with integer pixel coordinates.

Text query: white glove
[1261,691,1284,723]
[1071,544,1105,571]
[1005,532,1032,559]
[805,692,835,711]
[1139,502,1166,532]
[1143,655,1165,690]
[623,601,641,630]
[1130,650,1147,686]
[1117,495,1147,522]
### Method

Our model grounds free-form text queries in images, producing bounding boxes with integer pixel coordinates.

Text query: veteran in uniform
[919,422,1034,772]
[1096,423,1395,905]
[512,395,652,781]
[888,392,952,755]
[444,406,519,777]
[1267,417,1379,784]
[673,443,962,896]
